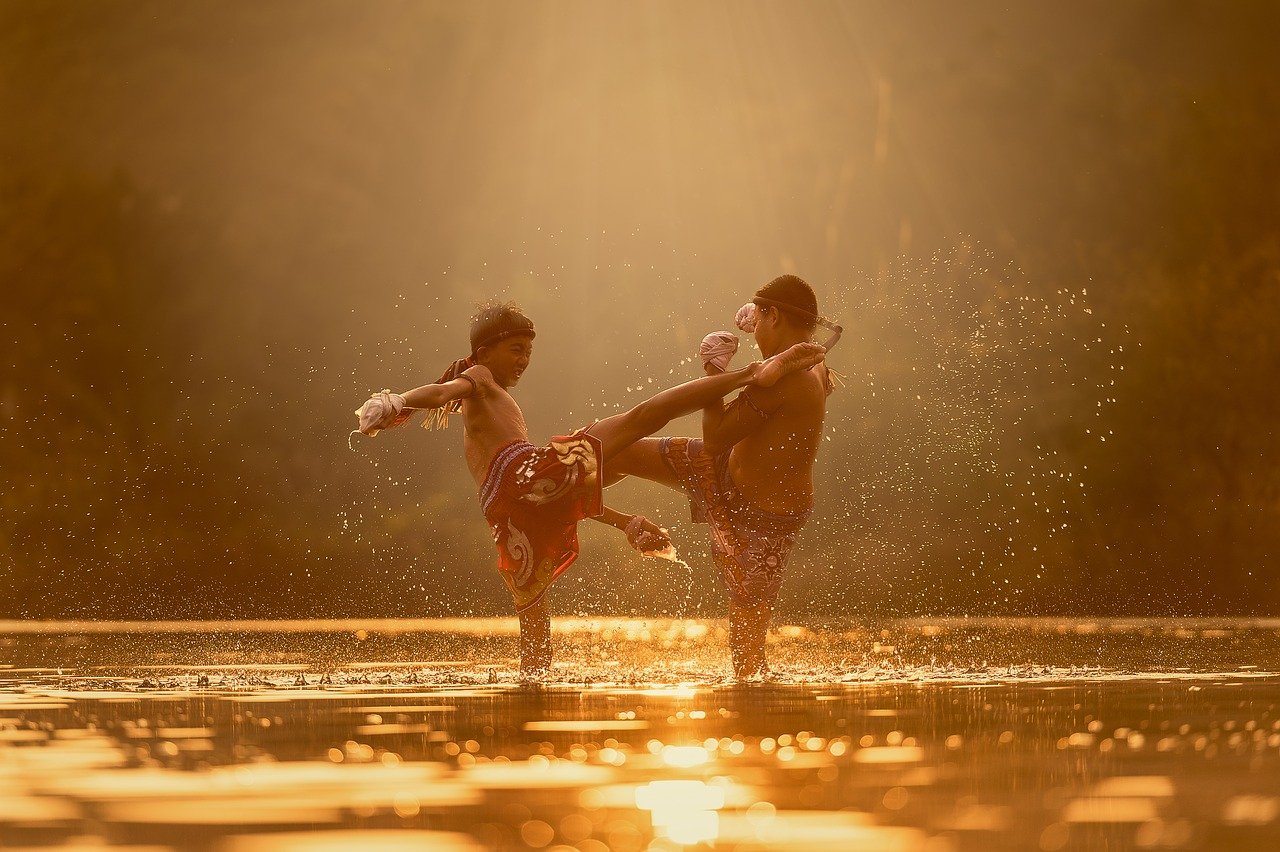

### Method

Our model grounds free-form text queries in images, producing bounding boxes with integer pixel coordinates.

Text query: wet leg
[729,599,772,679]
[518,595,552,679]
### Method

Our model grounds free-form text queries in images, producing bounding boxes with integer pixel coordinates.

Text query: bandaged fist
[735,302,759,333]
[354,390,409,436]
[699,331,739,374]
[625,515,673,556]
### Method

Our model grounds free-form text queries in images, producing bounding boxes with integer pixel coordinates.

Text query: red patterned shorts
[479,430,604,613]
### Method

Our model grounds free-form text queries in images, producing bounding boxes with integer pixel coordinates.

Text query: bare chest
[461,392,530,485]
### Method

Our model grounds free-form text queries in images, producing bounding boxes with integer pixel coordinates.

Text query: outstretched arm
[354,367,488,437]
[400,374,477,410]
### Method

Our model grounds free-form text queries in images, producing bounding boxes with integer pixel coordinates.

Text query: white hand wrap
[354,390,407,437]
[699,332,739,373]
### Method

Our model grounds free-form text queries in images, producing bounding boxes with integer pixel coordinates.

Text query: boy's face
[478,334,534,388]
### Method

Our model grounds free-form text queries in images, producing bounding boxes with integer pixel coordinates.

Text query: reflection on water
[2,618,1280,850]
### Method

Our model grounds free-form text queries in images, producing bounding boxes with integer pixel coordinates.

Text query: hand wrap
[699,331,739,373]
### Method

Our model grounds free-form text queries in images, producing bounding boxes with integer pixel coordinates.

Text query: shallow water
[2,617,1279,850]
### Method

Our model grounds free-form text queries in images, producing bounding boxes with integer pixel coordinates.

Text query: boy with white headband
[353,300,825,678]
[607,275,836,679]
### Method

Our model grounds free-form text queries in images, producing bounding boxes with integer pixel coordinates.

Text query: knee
[606,447,634,482]
[518,597,550,625]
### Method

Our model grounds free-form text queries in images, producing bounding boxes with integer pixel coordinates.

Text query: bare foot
[753,342,825,387]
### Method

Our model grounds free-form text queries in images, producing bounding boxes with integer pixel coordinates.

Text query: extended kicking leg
[588,342,822,463]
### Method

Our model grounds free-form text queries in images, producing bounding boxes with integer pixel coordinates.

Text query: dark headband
[752,296,843,351]
[752,295,818,321]
[470,314,536,353]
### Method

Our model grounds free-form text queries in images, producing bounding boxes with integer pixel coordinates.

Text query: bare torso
[460,366,530,487]
[727,363,829,514]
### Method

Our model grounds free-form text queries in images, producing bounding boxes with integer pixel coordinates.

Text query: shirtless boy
[606,275,834,679]
[354,301,824,678]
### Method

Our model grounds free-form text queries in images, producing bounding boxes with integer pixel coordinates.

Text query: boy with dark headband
[606,275,836,679]
[354,300,825,678]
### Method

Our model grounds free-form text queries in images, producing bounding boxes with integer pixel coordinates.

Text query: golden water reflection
[3,618,1280,849]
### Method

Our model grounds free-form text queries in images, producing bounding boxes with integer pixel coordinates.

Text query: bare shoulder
[462,364,497,394]
[739,367,820,419]
[768,367,828,408]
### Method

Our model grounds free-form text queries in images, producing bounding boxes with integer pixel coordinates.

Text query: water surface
[2,617,1278,850]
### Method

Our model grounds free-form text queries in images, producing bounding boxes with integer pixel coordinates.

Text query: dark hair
[469,301,536,353]
[753,274,819,332]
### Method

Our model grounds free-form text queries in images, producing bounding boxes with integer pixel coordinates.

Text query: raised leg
[518,595,552,679]
[729,599,772,680]
[603,438,683,489]
[588,342,823,463]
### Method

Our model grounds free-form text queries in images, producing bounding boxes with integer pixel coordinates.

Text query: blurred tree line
[2,1,1277,618]
[1,172,300,616]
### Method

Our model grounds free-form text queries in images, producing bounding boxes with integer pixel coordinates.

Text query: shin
[729,599,772,679]
[518,596,552,677]
[590,365,759,463]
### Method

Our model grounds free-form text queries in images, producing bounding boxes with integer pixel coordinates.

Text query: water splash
[813,245,1118,612]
